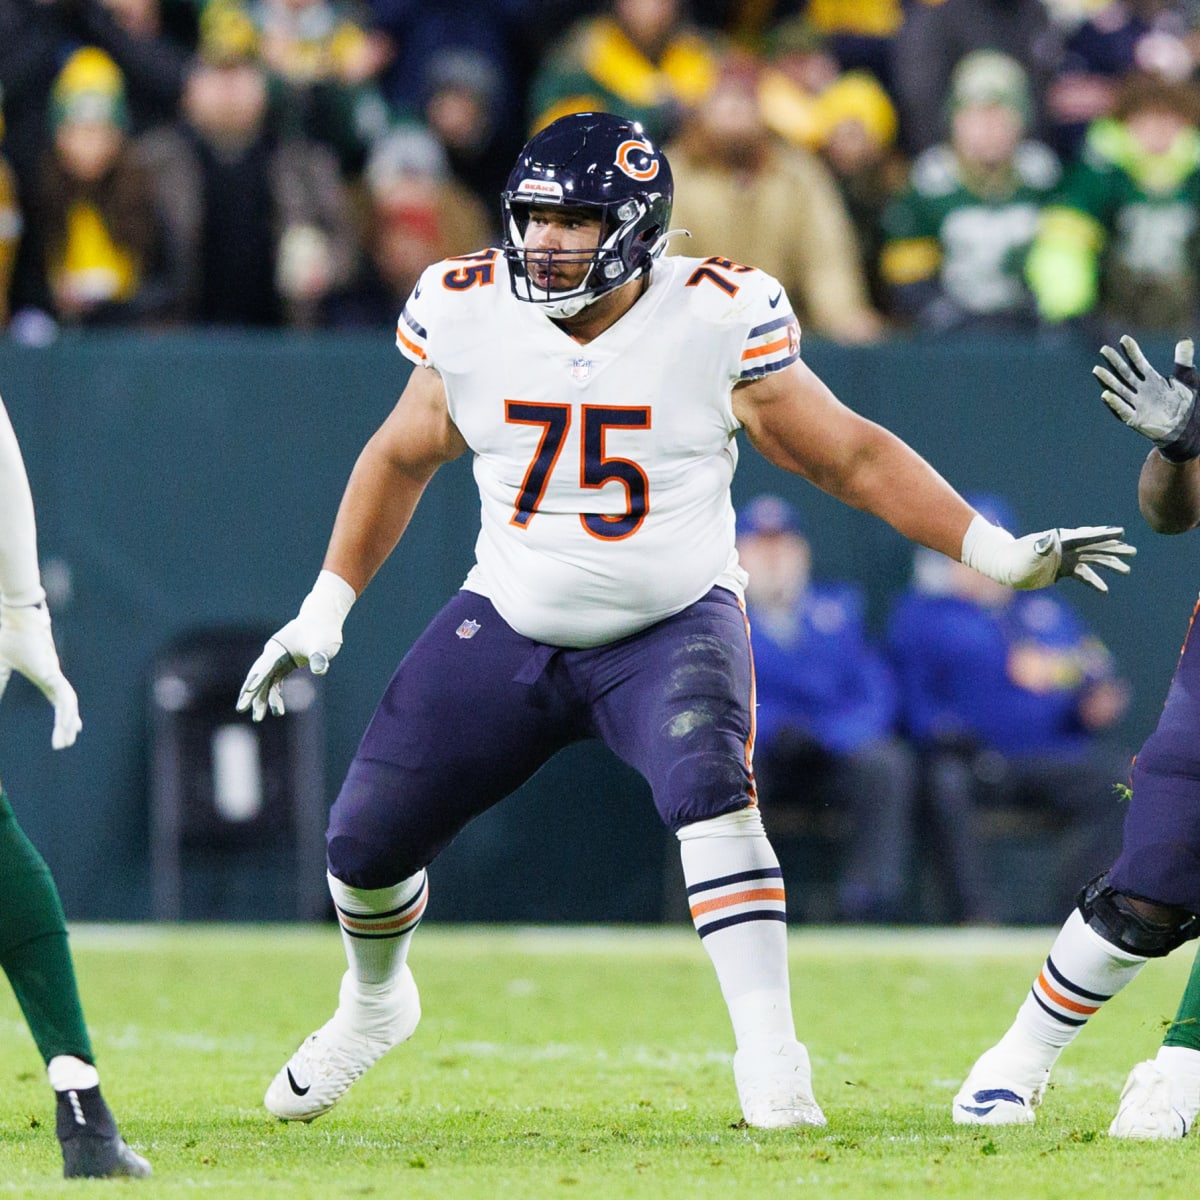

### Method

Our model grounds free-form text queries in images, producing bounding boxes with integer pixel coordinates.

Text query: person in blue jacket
[886,494,1131,923]
[738,494,917,922]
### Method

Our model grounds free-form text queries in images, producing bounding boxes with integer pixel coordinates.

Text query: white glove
[236,570,356,721]
[0,600,82,749]
[961,514,1135,593]
[1094,335,1200,458]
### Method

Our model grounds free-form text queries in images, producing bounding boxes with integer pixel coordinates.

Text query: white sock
[1002,909,1146,1070]
[328,869,427,994]
[677,808,795,1050]
[47,1055,99,1092]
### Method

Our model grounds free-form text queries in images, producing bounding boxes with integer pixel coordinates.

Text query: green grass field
[0,924,1195,1198]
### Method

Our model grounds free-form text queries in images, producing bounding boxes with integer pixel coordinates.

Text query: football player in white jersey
[239,112,1134,1130]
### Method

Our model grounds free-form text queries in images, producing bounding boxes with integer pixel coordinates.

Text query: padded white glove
[961,515,1134,593]
[1094,335,1200,460]
[0,600,82,749]
[236,570,356,721]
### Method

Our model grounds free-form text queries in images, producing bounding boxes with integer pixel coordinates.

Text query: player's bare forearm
[817,423,974,558]
[1138,447,1200,534]
[322,442,436,593]
[322,367,467,594]
[733,361,974,559]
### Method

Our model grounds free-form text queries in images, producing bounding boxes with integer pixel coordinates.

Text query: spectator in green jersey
[1026,72,1200,335]
[879,50,1060,334]
[527,0,720,143]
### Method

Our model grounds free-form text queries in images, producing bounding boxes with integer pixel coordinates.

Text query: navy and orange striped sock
[678,809,795,1049]
[328,869,428,991]
[1006,909,1146,1064]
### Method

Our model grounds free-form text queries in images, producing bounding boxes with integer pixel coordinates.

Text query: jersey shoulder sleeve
[395,270,435,368]
[395,247,502,369]
[730,266,803,383]
[666,255,802,384]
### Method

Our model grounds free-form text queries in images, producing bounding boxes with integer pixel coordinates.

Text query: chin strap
[536,292,600,320]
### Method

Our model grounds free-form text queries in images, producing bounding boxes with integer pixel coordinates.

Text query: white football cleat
[265,966,421,1122]
[952,1046,1048,1126]
[734,1039,827,1129]
[1109,1060,1199,1139]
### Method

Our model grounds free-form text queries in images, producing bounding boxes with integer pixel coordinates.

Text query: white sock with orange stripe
[677,808,796,1050]
[995,909,1147,1078]
[329,869,428,995]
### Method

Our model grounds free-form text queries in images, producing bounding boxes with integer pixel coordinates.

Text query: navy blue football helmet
[501,112,674,318]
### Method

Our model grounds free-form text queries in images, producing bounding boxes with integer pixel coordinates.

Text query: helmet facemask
[502,192,669,320]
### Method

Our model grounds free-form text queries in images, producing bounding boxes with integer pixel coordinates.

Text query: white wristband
[960,514,1018,585]
[0,584,47,609]
[301,570,357,623]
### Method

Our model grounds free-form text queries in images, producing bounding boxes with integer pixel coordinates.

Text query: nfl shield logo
[456,619,481,640]
[570,357,593,382]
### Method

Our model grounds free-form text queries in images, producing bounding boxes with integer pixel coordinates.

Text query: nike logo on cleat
[768,290,783,308]
[960,1087,1026,1117]
[287,1069,311,1096]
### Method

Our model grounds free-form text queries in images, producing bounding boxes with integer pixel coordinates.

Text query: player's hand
[236,571,355,721]
[0,601,82,749]
[1011,526,1135,592]
[962,516,1135,593]
[1094,335,1197,447]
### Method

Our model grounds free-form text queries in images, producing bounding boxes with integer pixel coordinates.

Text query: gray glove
[961,515,1134,593]
[1030,527,1135,593]
[1094,335,1200,461]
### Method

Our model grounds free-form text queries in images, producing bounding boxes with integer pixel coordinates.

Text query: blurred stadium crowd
[5,0,1200,342]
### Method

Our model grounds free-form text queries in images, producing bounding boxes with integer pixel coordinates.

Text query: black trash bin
[149,627,328,920]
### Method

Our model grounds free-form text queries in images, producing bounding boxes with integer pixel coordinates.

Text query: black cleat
[56,1086,152,1179]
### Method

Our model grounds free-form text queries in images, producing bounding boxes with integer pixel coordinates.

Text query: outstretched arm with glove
[238,363,467,721]
[1094,334,1200,534]
[733,354,1135,595]
[0,396,81,750]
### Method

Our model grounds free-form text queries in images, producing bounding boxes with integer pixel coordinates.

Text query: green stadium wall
[0,329,1187,922]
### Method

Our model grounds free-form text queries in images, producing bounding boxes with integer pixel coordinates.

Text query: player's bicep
[375,365,468,475]
[732,358,878,485]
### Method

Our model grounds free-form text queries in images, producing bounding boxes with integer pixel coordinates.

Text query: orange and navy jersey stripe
[687,867,786,938]
[737,314,801,382]
[736,594,758,804]
[1030,954,1112,1027]
[395,304,429,364]
[335,876,428,940]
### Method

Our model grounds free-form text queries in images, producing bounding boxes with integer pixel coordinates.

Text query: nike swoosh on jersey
[287,1069,311,1096]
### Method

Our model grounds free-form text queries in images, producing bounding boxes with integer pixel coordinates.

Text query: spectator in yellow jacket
[667,54,886,345]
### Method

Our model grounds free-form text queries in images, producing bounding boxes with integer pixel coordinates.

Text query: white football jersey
[396,250,803,647]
